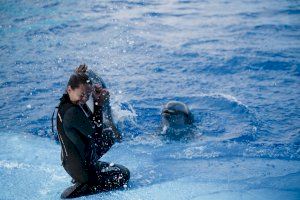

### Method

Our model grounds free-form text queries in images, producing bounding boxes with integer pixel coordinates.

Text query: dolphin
[161,101,193,127]
[160,101,194,141]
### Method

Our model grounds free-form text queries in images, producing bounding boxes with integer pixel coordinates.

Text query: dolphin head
[161,101,193,127]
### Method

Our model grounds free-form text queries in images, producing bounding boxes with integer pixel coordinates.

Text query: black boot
[61,182,90,199]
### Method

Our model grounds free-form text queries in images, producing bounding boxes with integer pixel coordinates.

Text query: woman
[56,66,130,198]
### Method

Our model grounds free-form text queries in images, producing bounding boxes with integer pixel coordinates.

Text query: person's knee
[122,166,130,181]
[115,164,130,183]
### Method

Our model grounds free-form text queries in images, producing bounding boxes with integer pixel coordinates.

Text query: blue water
[0,0,300,199]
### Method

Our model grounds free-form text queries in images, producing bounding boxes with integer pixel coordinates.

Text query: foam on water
[1,132,299,199]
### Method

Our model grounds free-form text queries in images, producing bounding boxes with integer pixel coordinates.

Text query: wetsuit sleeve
[102,99,112,121]
[63,106,95,138]
[102,99,122,141]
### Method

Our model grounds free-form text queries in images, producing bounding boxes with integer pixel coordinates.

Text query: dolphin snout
[162,109,176,116]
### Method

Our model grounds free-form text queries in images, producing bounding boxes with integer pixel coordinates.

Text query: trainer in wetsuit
[56,69,130,198]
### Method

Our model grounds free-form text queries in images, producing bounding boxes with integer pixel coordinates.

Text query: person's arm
[93,86,122,142]
[75,65,121,141]
[102,99,122,142]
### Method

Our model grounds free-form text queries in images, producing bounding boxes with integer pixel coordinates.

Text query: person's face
[67,84,92,105]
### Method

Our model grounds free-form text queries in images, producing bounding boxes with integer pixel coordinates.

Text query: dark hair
[67,73,92,89]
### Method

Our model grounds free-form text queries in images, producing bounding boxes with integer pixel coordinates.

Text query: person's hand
[75,64,88,73]
[93,84,110,106]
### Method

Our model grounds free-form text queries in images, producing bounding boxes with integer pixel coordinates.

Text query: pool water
[0,0,299,199]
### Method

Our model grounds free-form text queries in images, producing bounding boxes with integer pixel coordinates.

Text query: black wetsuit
[56,94,130,198]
